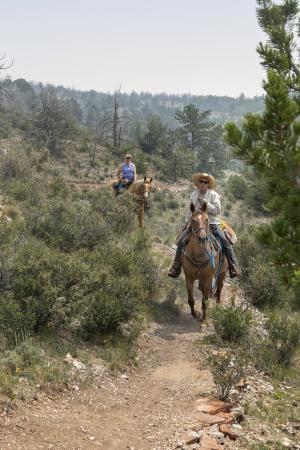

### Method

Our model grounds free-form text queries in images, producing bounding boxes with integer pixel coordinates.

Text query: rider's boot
[168,260,181,278]
[168,247,182,278]
[228,262,241,278]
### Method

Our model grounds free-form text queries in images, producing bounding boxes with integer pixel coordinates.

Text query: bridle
[191,211,209,245]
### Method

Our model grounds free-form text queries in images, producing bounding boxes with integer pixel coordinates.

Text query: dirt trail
[64,178,190,194]
[0,279,239,450]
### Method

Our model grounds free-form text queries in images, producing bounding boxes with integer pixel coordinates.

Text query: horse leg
[186,277,200,320]
[138,204,144,228]
[201,294,209,324]
[216,270,226,304]
[201,282,211,324]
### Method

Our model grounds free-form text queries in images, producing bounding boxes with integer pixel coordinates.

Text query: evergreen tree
[161,131,195,182]
[175,104,227,175]
[137,115,168,154]
[225,0,300,287]
[175,104,212,151]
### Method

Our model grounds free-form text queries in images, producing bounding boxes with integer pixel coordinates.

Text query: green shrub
[236,234,293,308]
[226,175,248,200]
[0,150,31,181]
[25,199,109,251]
[167,199,179,209]
[208,349,245,400]
[0,341,43,375]
[0,170,158,348]
[0,293,36,344]
[81,232,159,336]
[245,313,300,373]
[266,313,300,367]
[211,305,252,343]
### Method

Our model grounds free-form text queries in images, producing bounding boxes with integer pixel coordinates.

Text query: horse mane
[129,180,145,196]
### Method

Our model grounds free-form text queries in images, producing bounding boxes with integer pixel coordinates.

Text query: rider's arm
[184,190,198,224]
[117,164,123,181]
[206,191,221,215]
[133,164,137,181]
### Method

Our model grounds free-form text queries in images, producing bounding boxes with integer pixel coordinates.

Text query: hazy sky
[1,0,266,97]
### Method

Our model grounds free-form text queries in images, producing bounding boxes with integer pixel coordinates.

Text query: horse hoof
[192,312,202,321]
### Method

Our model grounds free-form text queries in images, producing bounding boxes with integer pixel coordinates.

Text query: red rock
[193,412,227,426]
[218,412,235,424]
[219,424,239,440]
[195,397,233,415]
[199,431,222,450]
[190,423,203,432]
[180,430,201,445]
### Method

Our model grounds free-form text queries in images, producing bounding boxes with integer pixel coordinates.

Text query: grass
[248,443,288,450]
[96,333,140,372]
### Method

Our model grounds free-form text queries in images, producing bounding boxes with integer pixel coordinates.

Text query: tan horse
[127,176,153,227]
[109,176,153,227]
[181,202,227,323]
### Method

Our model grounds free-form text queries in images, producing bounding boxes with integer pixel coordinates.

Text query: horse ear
[190,203,195,213]
[201,201,207,212]
[149,177,153,183]
[144,176,146,182]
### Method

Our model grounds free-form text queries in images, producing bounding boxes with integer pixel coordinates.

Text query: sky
[1,0,266,97]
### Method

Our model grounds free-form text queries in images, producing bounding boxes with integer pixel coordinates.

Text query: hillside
[0,78,264,128]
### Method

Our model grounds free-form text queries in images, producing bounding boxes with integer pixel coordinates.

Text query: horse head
[190,202,209,244]
[142,176,153,200]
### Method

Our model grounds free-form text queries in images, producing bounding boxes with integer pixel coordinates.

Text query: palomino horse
[110,176,153,228]
[181,202,227,323]
[127,176,153,227]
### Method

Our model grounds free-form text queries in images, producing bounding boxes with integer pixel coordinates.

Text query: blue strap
[212,248,224,294]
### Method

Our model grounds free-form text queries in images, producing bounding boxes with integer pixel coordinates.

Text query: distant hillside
[1,78,264,128]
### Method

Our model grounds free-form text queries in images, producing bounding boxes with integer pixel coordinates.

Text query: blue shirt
[122,162,135,181]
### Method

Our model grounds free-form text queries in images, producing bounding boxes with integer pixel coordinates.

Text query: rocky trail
[0,277,244,450]
[0,275,298,450]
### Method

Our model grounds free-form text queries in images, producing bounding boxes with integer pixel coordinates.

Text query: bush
[236,233,293,308]
[266,313,300,367]
[0,341,43,375]
[0,150,31,181]
[81,232,159,336]
[208,350,245,400]
[167,199,179,209]
[211,305,252,343]
[0,169,159,351]
[244,313,300,373]
[226,175,248,200]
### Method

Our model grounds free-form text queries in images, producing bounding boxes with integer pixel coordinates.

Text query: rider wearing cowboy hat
[168,172,241,278]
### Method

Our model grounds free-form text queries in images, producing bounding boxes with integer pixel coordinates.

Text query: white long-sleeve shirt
[185,189,221,225]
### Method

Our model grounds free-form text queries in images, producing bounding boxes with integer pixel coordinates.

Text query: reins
[186,212,216,269]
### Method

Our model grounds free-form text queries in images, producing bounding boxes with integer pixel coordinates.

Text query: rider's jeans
[114,179,133,193]
[174,227,191,263]
[210,224,239,267]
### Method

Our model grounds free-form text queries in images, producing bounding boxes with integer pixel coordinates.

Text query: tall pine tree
[225,0,300,287]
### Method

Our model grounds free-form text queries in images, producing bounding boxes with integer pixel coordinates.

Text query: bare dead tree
[33,84,75,156]
[0,53,13,100]
[90,113,112,167]
[111,89,127,149]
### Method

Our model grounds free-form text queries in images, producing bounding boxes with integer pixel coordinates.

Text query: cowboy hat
[192,172,216,189]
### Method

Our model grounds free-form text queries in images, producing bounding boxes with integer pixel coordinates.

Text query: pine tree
[225,0,300,287]
[175,104,227,175]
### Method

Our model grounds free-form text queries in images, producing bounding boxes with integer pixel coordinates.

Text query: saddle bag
[220,219,238,245]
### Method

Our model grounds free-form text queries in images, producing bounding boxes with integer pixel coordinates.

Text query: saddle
[220,219,237,245]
